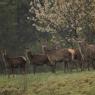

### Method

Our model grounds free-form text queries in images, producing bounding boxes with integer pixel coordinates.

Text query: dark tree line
[0,0,49,54]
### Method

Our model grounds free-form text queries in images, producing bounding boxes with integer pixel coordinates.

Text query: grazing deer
[26,49,55,74]
[1,49,27,77]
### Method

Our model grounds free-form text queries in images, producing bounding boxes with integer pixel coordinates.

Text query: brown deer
[26,49,55,74]
[77,39,95,70]
[42,45,74,72]
[72,38,95,70]
[1,49,27,77]
[73,48,85,71]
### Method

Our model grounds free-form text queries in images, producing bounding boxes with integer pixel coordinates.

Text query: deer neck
[27,51,33,60]
[78,42,88,60]
[81,43,87,53]
[4,55,9,62]
[1,54,9,69]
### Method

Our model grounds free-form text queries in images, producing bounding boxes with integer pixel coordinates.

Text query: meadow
[0,71,95,95]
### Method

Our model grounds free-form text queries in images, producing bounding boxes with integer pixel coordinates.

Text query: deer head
[1,49,6,57]
[0,49,8,68]
[71,38,86,47]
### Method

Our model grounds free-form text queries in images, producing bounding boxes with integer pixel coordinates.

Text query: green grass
[0,71,95,95]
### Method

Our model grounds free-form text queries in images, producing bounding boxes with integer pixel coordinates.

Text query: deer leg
[50,64,53,73]
[50,62,56,73]
[67,61,69,72]
[68,60,72,73]
[49,60,56,73]
[74,60,79,72]
[33,65,36,75]
[12,68,15,78]
[76,61,79,72]
[51,65,55,73]
[67,61,70,72]
[8,68,11,78]
[53,63,56,73]
[8,68,12,78]
[92,60,95,69]
[64,61,67,73]
[24,65,26,74]
[87,60,90,71]
[90,59,94,70]
[80,61,84,71]
[87,63,90,71]
[63,62,66,73]
[20,67,23,75]
[82,63,84,71]
[8,66,12,78]
[69,60,73,72]
[22,64,26,75]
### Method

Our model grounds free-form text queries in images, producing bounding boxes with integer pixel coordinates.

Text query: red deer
[1,49,27,77]
[26,49,55,74]
[73,48,85,71]
[77,40,95,70]
[72,39,88,71]
[42,45,74,72]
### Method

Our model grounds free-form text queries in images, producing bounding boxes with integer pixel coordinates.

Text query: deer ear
[25,48,29,51]
[4,49,6,55]
[0,48,5,55]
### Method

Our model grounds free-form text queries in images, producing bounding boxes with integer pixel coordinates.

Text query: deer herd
[0,39,95,77]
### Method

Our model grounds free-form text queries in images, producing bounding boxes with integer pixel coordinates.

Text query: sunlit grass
[0,71,95,95]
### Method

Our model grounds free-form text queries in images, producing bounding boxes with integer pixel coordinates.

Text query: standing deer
[77,39,95,70]
[1,49,27,77]
[73,48,85,71]
[42,45,74,72]
[26,49,55,74]
[72,38,95,70]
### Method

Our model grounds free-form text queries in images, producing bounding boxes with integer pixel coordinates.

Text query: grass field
[0,71,95,95]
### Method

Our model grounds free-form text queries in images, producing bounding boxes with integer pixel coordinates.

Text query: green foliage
[31,0,95,46]
[0,0,38,53]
